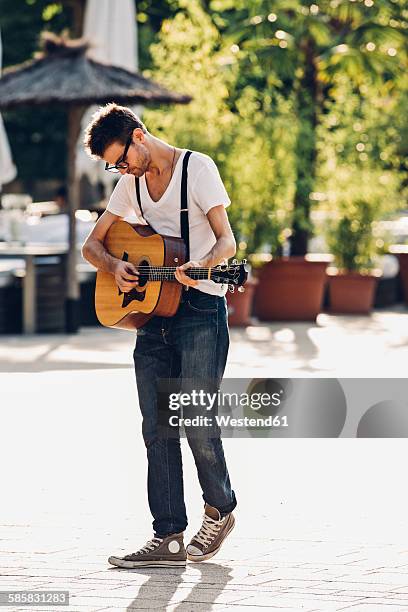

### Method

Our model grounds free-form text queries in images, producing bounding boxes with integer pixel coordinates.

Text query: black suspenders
[134,150,193,262]
[180,150,192,261]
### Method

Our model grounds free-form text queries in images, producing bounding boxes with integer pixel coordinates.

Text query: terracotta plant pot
[226,278,257,326]
[254,257,328,321]
[328,272,378,314]
[397,253,408,305]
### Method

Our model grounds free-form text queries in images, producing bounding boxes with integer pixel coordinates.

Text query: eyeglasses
[105,133,133,173]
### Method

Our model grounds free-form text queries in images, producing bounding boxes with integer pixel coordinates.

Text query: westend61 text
[168,415,288,428]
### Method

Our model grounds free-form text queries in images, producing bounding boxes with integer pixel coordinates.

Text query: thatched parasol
[0,33,191,332]
[0,28,17,188]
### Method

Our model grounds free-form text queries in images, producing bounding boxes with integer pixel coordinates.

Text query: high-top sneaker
[108,532,186,568]
[186,503,235,562]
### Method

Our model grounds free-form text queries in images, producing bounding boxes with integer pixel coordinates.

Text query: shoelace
[132,536,163,556]
[193,514,225,547]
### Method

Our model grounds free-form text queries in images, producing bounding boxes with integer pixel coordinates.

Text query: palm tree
[211,0,407,254]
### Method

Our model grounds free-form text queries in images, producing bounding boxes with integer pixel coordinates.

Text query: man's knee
[187,435,222,465]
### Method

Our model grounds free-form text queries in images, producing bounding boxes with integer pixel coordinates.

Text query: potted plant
[229,201,329,324]
[246,190,329,323]
[221,87,299,325]
[227,186,329,324]
[254,255,328,321]
[223,88,329,322]
[326,201,381,314]
[227,201,296,325]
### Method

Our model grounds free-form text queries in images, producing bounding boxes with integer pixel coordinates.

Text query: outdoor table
[0,242,68,334]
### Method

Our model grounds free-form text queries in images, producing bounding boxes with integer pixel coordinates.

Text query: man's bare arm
[198,205,236,267]
[175,205,236,287]
[81,210,121,273]
[81,210,139,292]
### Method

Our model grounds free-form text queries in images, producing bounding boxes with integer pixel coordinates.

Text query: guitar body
[95,221,185,330]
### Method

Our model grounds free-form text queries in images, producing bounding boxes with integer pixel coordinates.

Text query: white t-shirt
[106,149,231,296]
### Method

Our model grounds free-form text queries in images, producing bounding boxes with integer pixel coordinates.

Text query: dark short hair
[83,102,147,159]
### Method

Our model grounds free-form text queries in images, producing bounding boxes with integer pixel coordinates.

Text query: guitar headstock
[211,260,249,291]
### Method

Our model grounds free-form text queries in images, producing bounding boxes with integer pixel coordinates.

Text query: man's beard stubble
[129,146,150,177]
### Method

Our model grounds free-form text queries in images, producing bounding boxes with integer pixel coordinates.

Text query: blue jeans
[133,287,237,537]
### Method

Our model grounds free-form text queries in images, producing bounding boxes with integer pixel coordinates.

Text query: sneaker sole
[108,556,186,568]
[187,515,235,563]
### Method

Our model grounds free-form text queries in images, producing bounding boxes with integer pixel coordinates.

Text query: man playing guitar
[82,103,237,567]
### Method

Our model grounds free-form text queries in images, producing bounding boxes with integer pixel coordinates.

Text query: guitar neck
[138,266,214,281]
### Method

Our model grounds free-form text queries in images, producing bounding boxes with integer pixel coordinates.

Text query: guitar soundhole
[138,259,149,288]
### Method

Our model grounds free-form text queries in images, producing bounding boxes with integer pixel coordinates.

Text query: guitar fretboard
[136,266,213,281]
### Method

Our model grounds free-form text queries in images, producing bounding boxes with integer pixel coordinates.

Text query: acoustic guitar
[95,220,248,330]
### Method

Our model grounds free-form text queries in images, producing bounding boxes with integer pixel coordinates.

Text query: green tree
[317,77,404,270]
[143,1,235,155]
[222,87,296,257]
[134,0,181,70]
[143,0,296,257]
[211,0,408,254]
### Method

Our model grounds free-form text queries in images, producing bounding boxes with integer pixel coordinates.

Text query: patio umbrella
[75,0,139,193]
[0,29,16,189]
[0,32,191,332]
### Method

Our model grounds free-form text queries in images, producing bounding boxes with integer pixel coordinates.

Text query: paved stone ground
[1,307,408,611]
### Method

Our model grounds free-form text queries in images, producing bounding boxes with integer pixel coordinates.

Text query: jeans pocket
[186,291,219,314]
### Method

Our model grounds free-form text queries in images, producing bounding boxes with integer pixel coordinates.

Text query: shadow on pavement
[108,563,234,610]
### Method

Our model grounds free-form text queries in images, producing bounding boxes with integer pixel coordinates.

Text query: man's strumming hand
[113,260,139,293]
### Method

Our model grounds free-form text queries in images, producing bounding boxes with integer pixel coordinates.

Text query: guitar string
[122,264,241,280]
[129,267,239,275]
[129,271,231,275]
[129,268,238,275]
[127,267,238,271]
[126,270,238,275]
[129,265,239,268]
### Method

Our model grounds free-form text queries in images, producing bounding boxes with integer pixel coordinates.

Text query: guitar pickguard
[118,251,146,308]
[120,288,146,308]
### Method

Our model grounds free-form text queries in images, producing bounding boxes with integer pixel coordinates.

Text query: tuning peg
[228,285,235,293]
[242,259,247,264]
[238,286,245,293]
[232,259,238,265]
